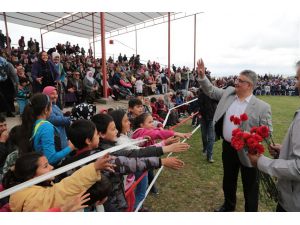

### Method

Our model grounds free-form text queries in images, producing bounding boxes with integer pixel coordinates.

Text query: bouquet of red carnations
[230,113,278,203]
[230,113,271,155]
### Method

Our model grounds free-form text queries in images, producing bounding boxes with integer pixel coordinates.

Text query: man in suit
[248,61,300,212]
[197,59,272,212]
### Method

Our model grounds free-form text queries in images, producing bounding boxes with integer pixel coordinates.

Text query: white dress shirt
[223,94,253,142]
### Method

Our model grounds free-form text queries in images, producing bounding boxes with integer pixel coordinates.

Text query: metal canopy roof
[0,12,171,39]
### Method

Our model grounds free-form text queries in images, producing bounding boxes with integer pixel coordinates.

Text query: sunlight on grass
[144,96,300,212]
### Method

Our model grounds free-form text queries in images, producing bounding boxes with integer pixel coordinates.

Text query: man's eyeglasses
[236,78,251,84]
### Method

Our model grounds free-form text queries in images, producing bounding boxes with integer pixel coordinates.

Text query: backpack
[0,57,8,82]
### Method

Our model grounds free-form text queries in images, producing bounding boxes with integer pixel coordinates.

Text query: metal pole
[40,29,44,51]
[92,13,96,58]
[168,12,171,77]
[3,12,11,53]
[100,12,107,98]
[194,14,197,71]
[135,30,137,55]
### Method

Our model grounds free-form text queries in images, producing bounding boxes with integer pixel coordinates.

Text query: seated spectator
[65,71,84,106]
[43,86,71,149]
[156,96,168,119]
[150,97,164,123]
[19,93,75,166]
[83,70,100,104]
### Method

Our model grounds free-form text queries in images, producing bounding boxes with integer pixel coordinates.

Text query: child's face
[129,105,144,117]
[20,82,27,87]
[121,114,131,134]
[141,115,154,129]
[100,121,118,142]
[89,129,100,149]
[35,156,54,180]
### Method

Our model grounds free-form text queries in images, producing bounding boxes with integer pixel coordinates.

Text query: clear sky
[1,0,300,77]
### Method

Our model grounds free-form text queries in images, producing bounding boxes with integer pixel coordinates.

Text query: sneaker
[150,186,159,195]
[208,158,215,163]
[202,150,207,156]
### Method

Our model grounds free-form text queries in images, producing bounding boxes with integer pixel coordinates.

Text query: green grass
[144,96,300,212]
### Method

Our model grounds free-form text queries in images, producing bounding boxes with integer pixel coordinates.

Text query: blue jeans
[200,118,215,160]
[134,171,148,209]
[17,99,28,114]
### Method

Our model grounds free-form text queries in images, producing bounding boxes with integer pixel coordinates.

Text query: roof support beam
[41,12,94,35]
[3,12,11,53]
[94,12,203,43]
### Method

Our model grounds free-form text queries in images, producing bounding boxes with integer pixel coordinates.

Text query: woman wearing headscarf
[83,70,100,104]
[31,51,58,93]
[51,52,67,109]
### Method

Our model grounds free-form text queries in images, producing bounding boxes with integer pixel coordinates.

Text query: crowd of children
[0,89,192,212]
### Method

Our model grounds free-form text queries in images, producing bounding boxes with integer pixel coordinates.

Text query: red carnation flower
[236,131,244,139]
[256,143,265,154]
[242,132,251,140]
[246,137,258,150]
[233,117,241,125]
[230,115,235,122]
[252,133,263,142]
[250,126,258,134]
[231,137,244,151]
[232,128,242,137]
[240,113,248,121]
[257,126,269,139]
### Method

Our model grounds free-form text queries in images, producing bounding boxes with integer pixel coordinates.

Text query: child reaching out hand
[131,112,192,147]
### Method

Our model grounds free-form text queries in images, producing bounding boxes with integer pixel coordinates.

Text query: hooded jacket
[9,163,101,212]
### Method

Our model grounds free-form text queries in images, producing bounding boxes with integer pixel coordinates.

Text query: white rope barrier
[134,124,201,212]
[162,98,198,127]
[0,139,147,199]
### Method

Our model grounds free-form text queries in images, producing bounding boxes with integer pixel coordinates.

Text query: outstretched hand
[60,191,90,212]
[164,136,180,145]
[163,142,190,153]
[197,58,205,79]
[162,157,185,170]
[94,153,116,172]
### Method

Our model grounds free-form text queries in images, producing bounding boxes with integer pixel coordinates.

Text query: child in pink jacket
[131,113,191,147]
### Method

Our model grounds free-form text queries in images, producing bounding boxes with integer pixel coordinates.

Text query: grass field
[144,96,300,212]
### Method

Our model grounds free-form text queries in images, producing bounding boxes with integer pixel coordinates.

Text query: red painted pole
[194,14,197,71]
[92,13,96,59]
[168,12,171,77]
[100,12,107,98]
[3,12,11,53]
